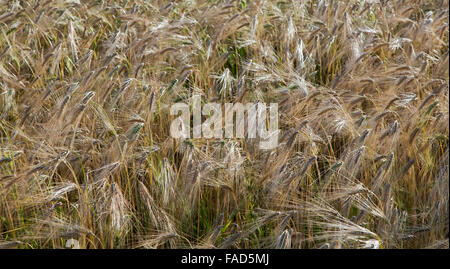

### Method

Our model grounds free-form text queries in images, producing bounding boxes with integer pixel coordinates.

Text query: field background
[0,0,448,249]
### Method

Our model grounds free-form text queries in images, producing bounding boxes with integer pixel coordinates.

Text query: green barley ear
[161,79,178,97]
[126,123,144,141]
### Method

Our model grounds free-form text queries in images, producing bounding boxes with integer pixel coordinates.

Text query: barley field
[0,0,448,249]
